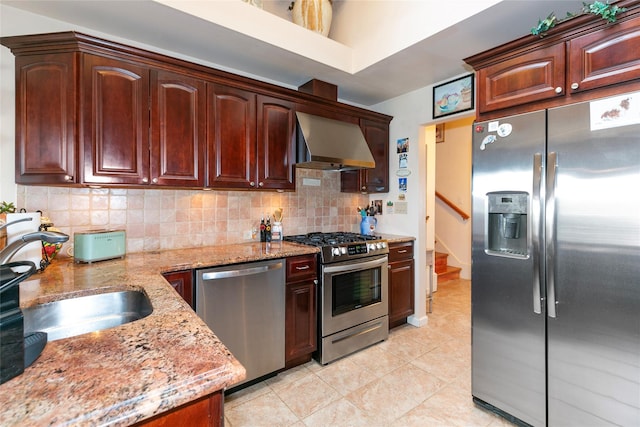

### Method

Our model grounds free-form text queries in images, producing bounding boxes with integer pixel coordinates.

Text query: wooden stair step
[435,251,449,274]
[437,265,462,284]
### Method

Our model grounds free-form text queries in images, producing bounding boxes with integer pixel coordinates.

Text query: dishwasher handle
[201,261,283,281]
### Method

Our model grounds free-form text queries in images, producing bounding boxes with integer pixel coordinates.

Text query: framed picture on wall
[435,123,445,143]
[433,74,474,119]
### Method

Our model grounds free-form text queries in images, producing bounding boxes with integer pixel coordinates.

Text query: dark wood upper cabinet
[341,118,390,193]
[2,31,392,191]
[476,43,566,114]
[567,15,640,94]
[207,88,296,191]
[256,95,296,191]
[207,84,256,189]
[466,3,640,120]
[81,55,150,185]
[14,53,77,184]
[151,69,206,187]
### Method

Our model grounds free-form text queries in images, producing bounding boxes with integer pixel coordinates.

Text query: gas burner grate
[284,232,380,247]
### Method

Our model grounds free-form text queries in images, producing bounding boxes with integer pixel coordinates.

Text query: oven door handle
[322,256,388,274]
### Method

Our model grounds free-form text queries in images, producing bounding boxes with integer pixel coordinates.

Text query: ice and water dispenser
[486,192,528,258]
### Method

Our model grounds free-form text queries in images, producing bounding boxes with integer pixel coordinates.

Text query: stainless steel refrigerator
[471,92,640,426]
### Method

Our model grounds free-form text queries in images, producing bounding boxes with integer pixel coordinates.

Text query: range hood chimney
[294,111,375,171]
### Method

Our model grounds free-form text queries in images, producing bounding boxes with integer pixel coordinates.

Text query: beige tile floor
[224,279,516,426]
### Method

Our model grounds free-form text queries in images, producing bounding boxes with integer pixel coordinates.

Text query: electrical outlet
[244,230,253,240]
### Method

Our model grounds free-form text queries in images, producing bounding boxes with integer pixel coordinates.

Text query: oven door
[321,254,388,337]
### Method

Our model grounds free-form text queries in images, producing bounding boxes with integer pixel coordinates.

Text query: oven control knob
[380,242,387,249]
[368,243,376,251]
[332,247,341,256]
[340,247,347,255]
[376,242,383,250]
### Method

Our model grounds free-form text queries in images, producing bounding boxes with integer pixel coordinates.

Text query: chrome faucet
[0,218,69,265]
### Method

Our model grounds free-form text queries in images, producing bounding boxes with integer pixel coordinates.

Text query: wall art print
[433,74,474,119]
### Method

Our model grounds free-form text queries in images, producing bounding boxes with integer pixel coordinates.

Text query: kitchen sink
[23,290,153,341]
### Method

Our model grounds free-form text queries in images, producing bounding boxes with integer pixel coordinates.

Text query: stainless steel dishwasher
[196,259,285,388]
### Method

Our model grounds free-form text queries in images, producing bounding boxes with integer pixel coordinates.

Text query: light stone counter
[0,241,318,426]
[375,233,416,244]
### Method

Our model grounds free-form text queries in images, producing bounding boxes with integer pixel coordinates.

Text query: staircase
[435,252,461,284]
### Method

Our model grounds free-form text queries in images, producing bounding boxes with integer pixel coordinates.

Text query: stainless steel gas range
[284,232,389,364]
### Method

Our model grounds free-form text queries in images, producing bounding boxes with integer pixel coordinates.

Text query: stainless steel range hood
[295,112,375,171]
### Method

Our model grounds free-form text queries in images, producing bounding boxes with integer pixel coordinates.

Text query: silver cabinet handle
[152,178,158,184]
[142,177,149,183]
[64,175,73,181]
[295,265,310,270]
[250,181,256,187]
[555,87,563,94]
[570,82,579,90]
[201,262,283,281]
[397,249,408,254]
[532,153,543,315]
[546,152,558,318]
[258,182,264,187]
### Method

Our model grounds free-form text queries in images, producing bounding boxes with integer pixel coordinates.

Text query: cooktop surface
[283,232,381,247]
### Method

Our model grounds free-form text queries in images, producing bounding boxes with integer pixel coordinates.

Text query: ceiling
[1,0,586,106]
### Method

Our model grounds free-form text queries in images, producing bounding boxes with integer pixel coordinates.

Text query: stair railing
[435,191,470,221]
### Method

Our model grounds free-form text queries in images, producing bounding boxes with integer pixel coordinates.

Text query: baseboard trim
[407,314,428,327]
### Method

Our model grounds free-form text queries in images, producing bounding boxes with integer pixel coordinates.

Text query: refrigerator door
[472,110,546,426]
[547,95,640,426]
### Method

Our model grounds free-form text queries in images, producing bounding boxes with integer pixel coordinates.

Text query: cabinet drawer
[389,242,414,262]
[286,254,317,282]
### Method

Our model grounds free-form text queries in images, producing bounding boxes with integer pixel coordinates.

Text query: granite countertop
[0,241,319,426]
[378,233,416,243]
[376,233,416,244]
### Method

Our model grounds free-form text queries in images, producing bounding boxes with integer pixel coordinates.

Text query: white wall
[372,73,476,322]
[371,87,435,327]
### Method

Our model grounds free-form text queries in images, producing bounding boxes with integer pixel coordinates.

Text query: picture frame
[433,74,474,119]
[435,123,445,143]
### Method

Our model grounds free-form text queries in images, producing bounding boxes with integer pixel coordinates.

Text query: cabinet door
[477,43,565,113]
[207,84,256,189]
[285,279,317,366]
[360,118,389,193]
[341,118,390,193]
[162,270,194,309]
[388,259,415,329]
[134,390,223,427]
[568,15,640,94]
[15,53,77,184]
[151,70,206,187]
[256,95,296,190]
[82,55,150,185]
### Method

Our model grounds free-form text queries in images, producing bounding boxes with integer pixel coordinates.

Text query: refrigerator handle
[532,153,543,315]
[546,152,558,318]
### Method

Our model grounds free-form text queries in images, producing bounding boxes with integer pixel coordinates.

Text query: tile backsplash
[16,169,369,257]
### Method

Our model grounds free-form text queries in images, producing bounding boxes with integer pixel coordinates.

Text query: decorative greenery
[583,1,627,23]
[0,201,16,214]
[531,1,627,37]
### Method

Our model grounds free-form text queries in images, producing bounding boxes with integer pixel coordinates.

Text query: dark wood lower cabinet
[134,390,223,427]
[388,241,415,329]
[162,270,194,309]
[285,255,317,368]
